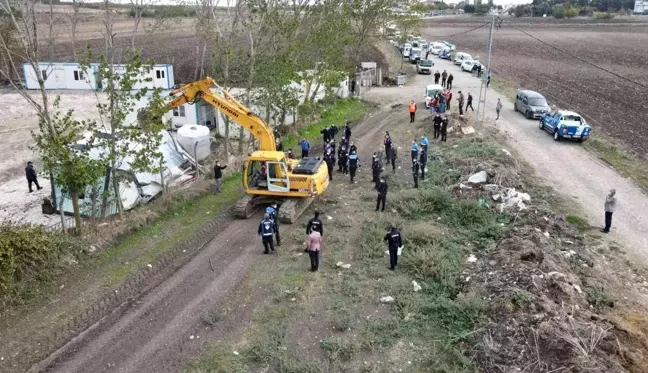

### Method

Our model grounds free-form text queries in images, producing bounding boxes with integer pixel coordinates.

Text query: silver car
[514,89,550,119]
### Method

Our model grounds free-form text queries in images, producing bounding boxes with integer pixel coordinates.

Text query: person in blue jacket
[258,213,275,254]
[299,137,311,158]
[410,140,419,165]
[420,135,429,154]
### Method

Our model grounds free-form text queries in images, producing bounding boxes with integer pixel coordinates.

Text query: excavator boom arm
[167,78,276,151]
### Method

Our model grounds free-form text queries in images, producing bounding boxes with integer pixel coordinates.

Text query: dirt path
[28,101,398,373]
[363,55,648,263]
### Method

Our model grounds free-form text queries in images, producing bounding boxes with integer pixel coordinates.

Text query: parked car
[460,59,484,73]
[453,52,472,65]
[439,48,452,60]
[402,43,412,59]
[424,84,444,108]
[514,90,551,119]
[430,42,446,55]
[539,110,591,142]
[417,59,434,74]
[409,47,422,63]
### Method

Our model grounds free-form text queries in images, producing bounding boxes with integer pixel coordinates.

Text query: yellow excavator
[166,78,329,223]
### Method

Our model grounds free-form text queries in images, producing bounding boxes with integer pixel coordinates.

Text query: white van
[402,43,412,59]
[409,47,422,63]
[453,52,472,65]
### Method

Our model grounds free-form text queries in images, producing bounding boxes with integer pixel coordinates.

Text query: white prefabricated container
[176,124,211,161]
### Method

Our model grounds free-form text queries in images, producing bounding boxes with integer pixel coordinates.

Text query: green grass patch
[184,342,248,373]
[566,215,589,231]
[282,98,369,150]
[585,284,615,312]
[585,136,648,195]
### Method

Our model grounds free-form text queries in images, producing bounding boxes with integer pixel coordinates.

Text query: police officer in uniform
[419,150,427,180]
[266,203,281,246]
[344,121,351,142]
[384,224,403,270]
[375,177,388,212]
[412,159,420,188]
[324,149,335,181]
[433,113,442,139]
[258,213,275,254]
[371,153,382,187]
[440,114,449,142]
[348,150,359,183]
[349,142,357,154]
[410,140,419,165]
[338,142,348,173]
[389,145,397,172]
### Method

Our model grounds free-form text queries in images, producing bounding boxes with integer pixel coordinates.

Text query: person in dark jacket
[348,150,359,183]
[349,142,357,154]
[384,224,403,270]
[412,159,419,188]
[258,213,275,254]
[266,203,281,246]
[434,70,441,85]
[287,149,295,159]
[330,124,339,141]
[389,146,397,172]
[441,70,448,87]
[384,132,392,161]
[466,92,474,111]
[300,137,311,158]
[433,113,442,139]
[25,161,42,193]
[419,150,427,180]
[321,126,331,146]
[213,161,228,193]
[375,178,388,212]
[324,149,335,181]
[344,121,351,141]
[440,115,449,142]
[447,74,454,90]
[305,210,324,252]
[338,143,348,174]
[371,154,382,187]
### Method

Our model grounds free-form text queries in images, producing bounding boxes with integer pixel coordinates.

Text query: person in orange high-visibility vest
[409,101,417,123]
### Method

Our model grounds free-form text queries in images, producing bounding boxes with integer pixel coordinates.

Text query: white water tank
[176,124,211,161]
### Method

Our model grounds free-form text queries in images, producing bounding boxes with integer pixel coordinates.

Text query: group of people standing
[434,70,454,90]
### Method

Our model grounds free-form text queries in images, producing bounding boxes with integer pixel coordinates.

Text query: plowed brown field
[423,17,648,158]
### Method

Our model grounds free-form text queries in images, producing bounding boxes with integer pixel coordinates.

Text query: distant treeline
[509,0,637,18]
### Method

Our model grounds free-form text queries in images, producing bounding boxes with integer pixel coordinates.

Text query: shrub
[0,223,81,306]
[593,11,615,19]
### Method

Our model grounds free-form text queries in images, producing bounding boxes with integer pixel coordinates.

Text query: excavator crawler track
[277,197,317,224]
[233,194,257,219]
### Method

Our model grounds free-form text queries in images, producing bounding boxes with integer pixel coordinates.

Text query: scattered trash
[336,262,351,269]
[327,215,333,220]
[147,263,153,269]
[543,231,550,238]
[412,280,422,292]
[572,284,582,294]
[501,148,512,157]
[461,126,476,135]
[490,187,531,211]
[380,296,395,303]
[467,254,478,263]
[465,276,471,282]
[397,246,404,256]
[564,240,574,245]
[290,298,296,302]
[189,335,195,340]
[477,199,490,209]
[468,170,488,184]
[233,351,240,356]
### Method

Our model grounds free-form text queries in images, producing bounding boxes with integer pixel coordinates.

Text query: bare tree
[68,0,83,61]
[129,0,157,49]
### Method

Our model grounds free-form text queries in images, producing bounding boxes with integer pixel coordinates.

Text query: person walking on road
[440,115,449,142]
[447,74,454,90]
[457,91,465,116]
[375,177,388,212]
[409,101,417,123]
[441,70,448,87]
[348,150,359,183]
[258,213,275,254]
[266,203,281,246]
[434,70,441,85]
[486,72,491,88]
[496,98,503,120]
[384,224,403,271]
[306,229,322,272]
[601,189,617,233]
[384,132,392,161]
[344,121,351,142]
[466,93,474,112]
[213,161,227,193]
[25,161,42,193]
[433,113,442,139]
[300,137,311,158]
[389,145,397,172]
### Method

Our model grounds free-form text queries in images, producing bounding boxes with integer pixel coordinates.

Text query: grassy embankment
[185,135,520,372]
[490,72,648,195]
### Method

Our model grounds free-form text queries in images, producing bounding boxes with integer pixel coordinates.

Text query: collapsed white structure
[54,131,199,217]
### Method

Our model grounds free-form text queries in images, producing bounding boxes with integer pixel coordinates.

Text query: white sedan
[461,60,485,73]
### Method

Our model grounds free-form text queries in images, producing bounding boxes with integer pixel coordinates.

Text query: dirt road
[29,98,399,373]
[367,52,648,262]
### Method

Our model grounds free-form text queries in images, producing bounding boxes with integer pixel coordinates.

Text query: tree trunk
[223,117,230,157]
[59,190,66,234]
[70,186,82,235]
[131,15,141,49]
[100,165,111,217]
[112,169,123,215]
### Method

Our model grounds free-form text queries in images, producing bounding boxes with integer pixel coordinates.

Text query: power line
[437,22,490,38]
[510,25,648,90]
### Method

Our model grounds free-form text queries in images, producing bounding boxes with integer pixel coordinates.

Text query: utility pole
[476,14,496,127]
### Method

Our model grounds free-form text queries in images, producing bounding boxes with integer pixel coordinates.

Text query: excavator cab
[244,151,290,193]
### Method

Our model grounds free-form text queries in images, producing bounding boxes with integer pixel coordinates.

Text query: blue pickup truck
[539,110,592,142]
